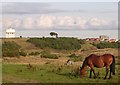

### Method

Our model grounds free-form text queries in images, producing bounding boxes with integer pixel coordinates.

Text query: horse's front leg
[104,67,109,79]
[90,65,96,79]
[89,69,92,78]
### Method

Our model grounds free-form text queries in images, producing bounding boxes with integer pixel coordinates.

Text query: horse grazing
[80,54,115,79]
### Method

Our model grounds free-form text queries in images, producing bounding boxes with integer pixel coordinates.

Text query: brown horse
[80,54,115,79]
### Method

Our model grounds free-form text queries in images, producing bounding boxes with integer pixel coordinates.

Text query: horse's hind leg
[108,68,112,79]
[104,67,109,79]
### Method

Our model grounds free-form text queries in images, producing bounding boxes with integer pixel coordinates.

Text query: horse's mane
[81,57,88,69]
[81,54,97,69]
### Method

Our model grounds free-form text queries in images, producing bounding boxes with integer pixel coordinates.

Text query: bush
[27,37,85,50]
[2,41,21,57]
[29,52,40,56]
[19,51,27,57]
[93,42,120,49]
[67,54,84,62]
[41,51,58,59]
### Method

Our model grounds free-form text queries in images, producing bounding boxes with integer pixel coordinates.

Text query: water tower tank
[6,27,15,38]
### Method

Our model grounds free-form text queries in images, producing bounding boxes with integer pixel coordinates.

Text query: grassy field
[2,38,119,84]
[2,64,119,83]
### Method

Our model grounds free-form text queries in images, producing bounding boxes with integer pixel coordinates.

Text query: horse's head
[80,67,85,78]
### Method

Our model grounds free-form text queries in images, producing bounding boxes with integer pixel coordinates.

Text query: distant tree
[50,32,58,38]
[20,36,22,38]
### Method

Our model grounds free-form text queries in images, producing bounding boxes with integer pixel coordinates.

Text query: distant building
[85,35,117,43]
[85,38,100,42]
[109,39,117,42]
[99,35,109,41]
[6,27,15,38]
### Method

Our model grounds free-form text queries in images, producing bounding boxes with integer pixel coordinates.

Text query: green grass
[2,64,119,83]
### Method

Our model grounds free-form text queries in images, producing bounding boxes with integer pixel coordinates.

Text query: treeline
[93,41,120,49]
[27,37,85,50]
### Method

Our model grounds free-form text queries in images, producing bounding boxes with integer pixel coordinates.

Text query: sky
[0,0,119,39]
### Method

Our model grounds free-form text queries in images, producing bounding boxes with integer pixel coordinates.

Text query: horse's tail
[110,55,115,75]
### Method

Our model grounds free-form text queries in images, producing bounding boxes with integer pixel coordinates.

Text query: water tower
[6,27,15,38]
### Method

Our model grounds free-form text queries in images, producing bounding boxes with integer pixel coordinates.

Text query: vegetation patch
[2,41,21,57]
[41,51,58,59]
[27,37,85,50]
[93,42,120,49]
[29,52,40,56]
[67,54,84,62]
[2,41,26,57]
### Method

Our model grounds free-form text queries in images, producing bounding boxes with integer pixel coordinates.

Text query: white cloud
[36,15,55,28]
[22,17,34,29]
[2,16,117,30]
[89,18,101,26]
[86,17,116,29]
[2,18,21,28]
[56,16,75,28]
[13,19,21,27]
[88,18,110,26]
[3,19,13,27]
[76,17,87,29]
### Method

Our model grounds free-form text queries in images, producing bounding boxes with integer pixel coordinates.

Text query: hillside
[2,38,40,52]
[2,38,118,64]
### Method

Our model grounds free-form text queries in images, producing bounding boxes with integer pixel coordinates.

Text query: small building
[6,27,15,38]
[99,35,109,41]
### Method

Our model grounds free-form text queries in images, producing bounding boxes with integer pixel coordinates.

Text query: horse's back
[86,54,104,68]
[87,54,113,68]
[101,54,113,66]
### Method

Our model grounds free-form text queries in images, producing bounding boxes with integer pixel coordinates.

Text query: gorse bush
[67,54,84,62]
[93,41,120,49]
[2,41,27,57]
[27,37,85,50]
[2,41,21,57]
[29,52,40,56]
[19,51,27,57]
[41,51,58,59]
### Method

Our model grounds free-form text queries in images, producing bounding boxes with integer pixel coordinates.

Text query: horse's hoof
[108,77,112,79]
[89,77,92,78]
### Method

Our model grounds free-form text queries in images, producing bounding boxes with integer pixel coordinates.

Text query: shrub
[93,42,120,49]
[27,37,85,50]
[41,51,58,59]
[19,51,27,57]
[2,41,21,57]
[29,52,40,56]
[67,54,84,62]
